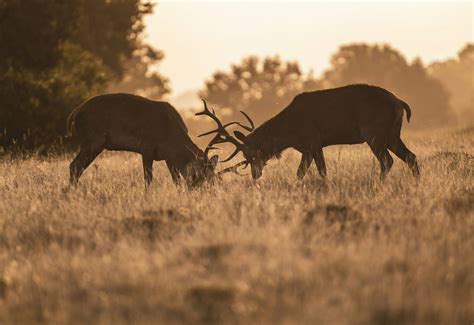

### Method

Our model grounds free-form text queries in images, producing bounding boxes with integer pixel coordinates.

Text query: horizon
[144,1,473,100]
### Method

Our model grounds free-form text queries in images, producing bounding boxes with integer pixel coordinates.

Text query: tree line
[199,43,473,130]
[0,0,472,151]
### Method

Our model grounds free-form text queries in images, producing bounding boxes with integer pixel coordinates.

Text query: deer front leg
[166,161,181,186]
[142,153,154,188]
[313,146,327,179]
[297,152,313,179]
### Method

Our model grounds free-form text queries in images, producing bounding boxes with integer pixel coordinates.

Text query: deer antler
[196,99,247,159]
[217,160,249,176]
[236,111,255,132]
[195,99,225,135]
[196,100,254,135]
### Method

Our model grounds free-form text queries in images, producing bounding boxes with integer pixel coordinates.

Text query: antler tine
[203,144,218,157]
[222,121,240,128]
[196,98,211,114]
[215,111,255,133]
[196,99,230,137]
[217,160,249,176]
[196,99,224,127]
[239,110,255,131]
[222,120,253,132]
[198,129,220,138]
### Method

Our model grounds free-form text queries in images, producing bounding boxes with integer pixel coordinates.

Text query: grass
[0,128,473,324]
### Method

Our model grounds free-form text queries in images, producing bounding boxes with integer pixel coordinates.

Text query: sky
[144,1,473,98]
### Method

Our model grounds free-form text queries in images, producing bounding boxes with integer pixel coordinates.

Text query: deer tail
[400,100,412,123]
[66,111,77,137]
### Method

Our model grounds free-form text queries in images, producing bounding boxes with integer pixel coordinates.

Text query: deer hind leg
[388,138,420,177]
[368,141,393,180]
[297,152,313,179]
[70,143,103,185]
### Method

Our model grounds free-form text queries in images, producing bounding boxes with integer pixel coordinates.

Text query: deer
[200,84,421,180]
[66,93,240,188]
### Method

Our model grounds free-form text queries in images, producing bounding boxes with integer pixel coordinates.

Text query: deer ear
[209,155,218,169]
[234,131,248,143]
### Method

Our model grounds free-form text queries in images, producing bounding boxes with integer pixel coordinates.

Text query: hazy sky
[145,1,473,96]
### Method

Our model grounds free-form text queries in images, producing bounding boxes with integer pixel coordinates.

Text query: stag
[67,93,237,187]
[201,84,420,180]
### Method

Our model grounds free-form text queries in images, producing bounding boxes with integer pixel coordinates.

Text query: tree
[107,45,170,100]
[0,1,79,72]
[429,43,474,124]
[0,41,107,148]
[322,43,452,128]
[200,55,321,124]
[71,0,155,78]
[0,0,165,150]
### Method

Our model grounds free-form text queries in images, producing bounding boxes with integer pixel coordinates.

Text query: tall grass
[0,129,472,324]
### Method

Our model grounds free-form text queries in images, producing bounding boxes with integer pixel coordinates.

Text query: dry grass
[0,128,473,324]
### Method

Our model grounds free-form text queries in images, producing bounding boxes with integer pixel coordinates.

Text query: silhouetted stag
[67,93,238,187]
[201,84,420,180]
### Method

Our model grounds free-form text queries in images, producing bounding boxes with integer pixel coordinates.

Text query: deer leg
[142,153,154,188]
[368,141,393,180]
[297,152,313,179]
[388,138,420,177]
[69,144,103,185]
[166,160,181,185]
[312,146,327,179]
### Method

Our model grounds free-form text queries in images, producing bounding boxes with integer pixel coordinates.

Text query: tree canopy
[429,43,474,124]
[200,56,321,124]
[321,43,452,128]
[0,0,168,150]
[201,44,456,129]
[107,46,170,100]
[71,0,154,78]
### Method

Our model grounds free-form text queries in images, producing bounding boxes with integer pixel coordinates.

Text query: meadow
[0,127,472,324]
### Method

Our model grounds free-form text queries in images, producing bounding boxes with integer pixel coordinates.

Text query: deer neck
[164,137,202,169]
[249,114,291,159]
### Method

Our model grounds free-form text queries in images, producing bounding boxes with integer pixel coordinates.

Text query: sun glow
[144,1,473,96]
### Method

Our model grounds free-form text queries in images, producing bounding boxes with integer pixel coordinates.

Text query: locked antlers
[195,99,254,161]
[217,160,249,176]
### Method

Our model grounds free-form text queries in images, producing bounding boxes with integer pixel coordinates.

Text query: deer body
[67,93,217,187]
[211,84,420,180]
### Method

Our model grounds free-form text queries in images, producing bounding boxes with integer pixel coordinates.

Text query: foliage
[0,42,107,148]
[0,0,164,150]
[71,0,154,78]
[0,0,77,72]
[200,56,322,124]
[322,43,453,128]
[429,43,474,124]
[107,46,170,100]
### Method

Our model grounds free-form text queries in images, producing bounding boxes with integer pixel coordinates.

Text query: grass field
[0,128,473,324]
